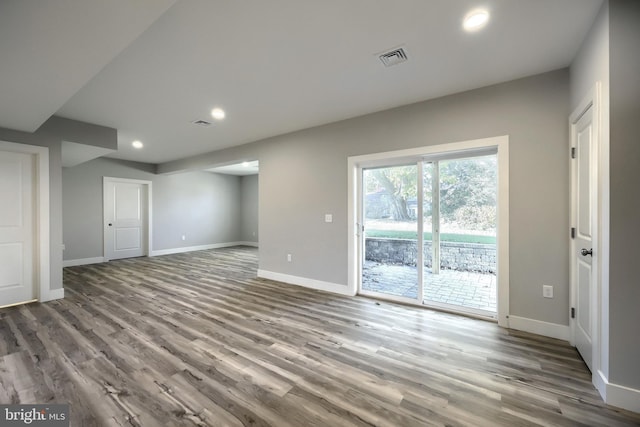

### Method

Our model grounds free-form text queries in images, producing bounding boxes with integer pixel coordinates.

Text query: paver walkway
[363,261,496,313]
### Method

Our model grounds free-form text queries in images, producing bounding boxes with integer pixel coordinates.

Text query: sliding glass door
[361,164,420,301]
[359,152,498,317]
[423,155,497,316]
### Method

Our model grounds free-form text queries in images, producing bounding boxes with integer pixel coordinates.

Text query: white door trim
[347,135,509,327]
[0,140,50,302]
[569,83,603,390]
[103,177,152,261]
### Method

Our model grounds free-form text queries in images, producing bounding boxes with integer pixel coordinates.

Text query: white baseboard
[257,270,355,296]
[64,243,255,265]
[594,369,607,400]
[41,287,64,302]
[151,242,251,257]
[595,369,640,413]
[63,257,105,267]
[601,374,640,413]
[507,315,571,342]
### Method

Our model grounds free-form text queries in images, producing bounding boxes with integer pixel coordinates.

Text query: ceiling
[2,0,602,165]
[207,161,259,176]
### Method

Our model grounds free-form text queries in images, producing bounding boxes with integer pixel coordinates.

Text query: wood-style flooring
[1,246,639,426]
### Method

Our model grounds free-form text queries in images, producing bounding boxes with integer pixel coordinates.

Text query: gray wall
[569,0,611,379]
[240,174,259,243]
[608,0,640,391]
[0,116,117,291]
[160,70,571,326]
[63,157,243,260]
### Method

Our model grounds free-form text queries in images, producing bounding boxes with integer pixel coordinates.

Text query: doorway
[0,141,50,306]
[348,136,509,326]
[103,177,152,261]
[570,85,600,374]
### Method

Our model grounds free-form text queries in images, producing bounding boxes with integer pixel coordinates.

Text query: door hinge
[571,227,576,239]
[571,307,576,319]
[571,147,576,159]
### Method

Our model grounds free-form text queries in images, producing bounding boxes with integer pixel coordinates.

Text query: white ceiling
[207,161,259,176]
[0,0,177,133]
[3,0,602,165]
[61,140,115,168]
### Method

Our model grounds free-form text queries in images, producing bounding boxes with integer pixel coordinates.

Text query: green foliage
[436,156,497,222]
[364,165,417,221]
[364,155,497,229]
[454,205,496,231]
[365,229,496,244]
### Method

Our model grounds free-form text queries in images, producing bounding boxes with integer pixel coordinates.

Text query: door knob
[581,248,593,256]
[108,223,113,226]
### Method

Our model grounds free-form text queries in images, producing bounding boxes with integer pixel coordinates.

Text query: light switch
[325,214,333,223]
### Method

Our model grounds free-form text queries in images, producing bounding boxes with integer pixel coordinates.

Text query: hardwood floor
[1,246,639,426]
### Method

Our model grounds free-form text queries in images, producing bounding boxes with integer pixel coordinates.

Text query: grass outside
[365,229,496,244]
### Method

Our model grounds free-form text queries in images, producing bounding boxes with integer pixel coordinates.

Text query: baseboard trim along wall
[41,288,64,302]
[63,242,258,266]
[595,369,640,413]
[151,242,255,257]
[507,315,571,342]
[257,270,355,296]
[62,257,106,267]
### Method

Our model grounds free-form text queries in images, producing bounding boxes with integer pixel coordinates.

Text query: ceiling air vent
[191,119,212,127]
[379,47,408,67]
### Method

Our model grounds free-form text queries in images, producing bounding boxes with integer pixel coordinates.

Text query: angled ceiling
[2,0,602,164]
[0,0,177,133]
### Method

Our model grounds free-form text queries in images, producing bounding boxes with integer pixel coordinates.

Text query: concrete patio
[362,261,497,313]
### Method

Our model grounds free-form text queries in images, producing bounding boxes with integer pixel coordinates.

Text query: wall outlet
[543,285,553,298]
[181,235,186,241]
[287,253,292,262]
[325,214,333,223]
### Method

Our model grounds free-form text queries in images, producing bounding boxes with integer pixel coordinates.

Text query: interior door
[0,150,35,306]
[104,180,146,260]
[573,105,595,371]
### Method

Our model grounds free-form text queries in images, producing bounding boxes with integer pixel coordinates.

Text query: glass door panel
[423,155,497,314]
[362,164,419,300]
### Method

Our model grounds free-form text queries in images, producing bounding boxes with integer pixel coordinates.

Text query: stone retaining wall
[365,238,496,273]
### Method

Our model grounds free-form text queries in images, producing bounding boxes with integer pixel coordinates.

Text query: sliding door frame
[347,135,509,327]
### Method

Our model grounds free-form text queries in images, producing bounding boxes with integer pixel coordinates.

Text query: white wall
[160,69,572,328]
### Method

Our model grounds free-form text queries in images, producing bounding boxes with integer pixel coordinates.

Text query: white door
[104,179,147,260]
[572,105,596,371]
[0,150,35,306]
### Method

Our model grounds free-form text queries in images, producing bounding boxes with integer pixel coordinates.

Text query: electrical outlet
[287,254,292,262]
[325,214,333,223]
[543,285,553,298]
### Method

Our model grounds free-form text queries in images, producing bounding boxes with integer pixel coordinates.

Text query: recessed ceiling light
[463,9,490,32]
[211,107,226,120]
[132,140,143,149]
